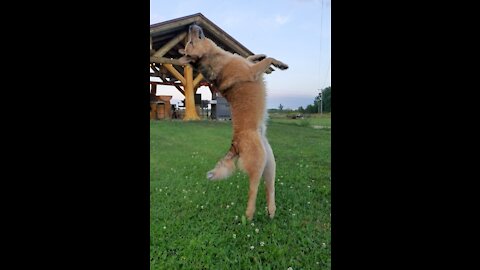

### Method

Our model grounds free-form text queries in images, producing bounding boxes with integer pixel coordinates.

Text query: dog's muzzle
[189,24,205,40]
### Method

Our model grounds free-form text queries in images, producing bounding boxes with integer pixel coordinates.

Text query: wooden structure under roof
[150,13,273,120]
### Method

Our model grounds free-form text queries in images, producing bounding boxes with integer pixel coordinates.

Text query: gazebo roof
[150,13,255,61]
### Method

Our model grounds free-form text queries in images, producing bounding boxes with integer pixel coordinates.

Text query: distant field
[150,116,331,269]
[269,112,331,128]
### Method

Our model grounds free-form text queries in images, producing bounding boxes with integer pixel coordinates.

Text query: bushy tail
[206,143,238,180]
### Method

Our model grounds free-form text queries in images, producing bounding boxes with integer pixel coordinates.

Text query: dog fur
[178,25,288,220]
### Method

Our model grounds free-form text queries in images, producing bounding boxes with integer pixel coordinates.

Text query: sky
[150,0,331,110]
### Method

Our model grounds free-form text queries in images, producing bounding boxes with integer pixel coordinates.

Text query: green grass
[150,116,331,269]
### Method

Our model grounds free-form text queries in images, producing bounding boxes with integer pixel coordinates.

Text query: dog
[178,24,288,221]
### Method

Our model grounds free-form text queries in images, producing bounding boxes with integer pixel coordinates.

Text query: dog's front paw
[275,62,289,70]
[247,54,267,62]
[177,56,192,66]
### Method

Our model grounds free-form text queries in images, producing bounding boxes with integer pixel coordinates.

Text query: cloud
[275,15,290,25]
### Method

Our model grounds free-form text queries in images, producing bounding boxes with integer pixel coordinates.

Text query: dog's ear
[179,48,186,55]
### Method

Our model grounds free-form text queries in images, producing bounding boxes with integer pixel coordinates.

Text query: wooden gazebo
[150,13,271,120]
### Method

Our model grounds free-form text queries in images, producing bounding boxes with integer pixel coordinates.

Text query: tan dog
[178,25,288,220]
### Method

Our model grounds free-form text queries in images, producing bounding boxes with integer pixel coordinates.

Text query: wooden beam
[152,31,187,58]
[150,35,155,55]
[192,73,204,88]
[156,77,186,96]
[163,64,186,85]
[150,56,185,66]
[174,85,185,96]
[150,65,160,77]
[151,65,160,72]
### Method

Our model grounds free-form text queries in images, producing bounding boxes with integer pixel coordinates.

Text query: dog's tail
[207,142,239,180]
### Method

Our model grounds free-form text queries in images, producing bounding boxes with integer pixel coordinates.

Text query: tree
[320,86,331,113]
[279,104,284,111]
[298,106,305,113]
[308,86,331,114]
[305,104,317,113]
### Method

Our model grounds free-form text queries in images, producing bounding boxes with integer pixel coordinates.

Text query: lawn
[150,115,331,269]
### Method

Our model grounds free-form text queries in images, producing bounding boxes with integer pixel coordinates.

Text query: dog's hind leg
[238,132,267,221]
[207,142,238,181]
[262,137,276,219]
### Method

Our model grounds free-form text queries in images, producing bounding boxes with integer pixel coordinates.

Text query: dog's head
[178,24,213,65]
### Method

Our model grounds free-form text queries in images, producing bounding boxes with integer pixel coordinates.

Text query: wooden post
[183,64,200,120]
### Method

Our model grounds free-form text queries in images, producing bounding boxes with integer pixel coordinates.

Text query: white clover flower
[251,223,255,227]
[235,215,238,220]
[231,202,234,205]
[322,242,326,248]
[226,205,230,209]
[163,226,166,230]
[200,205,204,209]
[307,185,311,188]
[250,246,254,250]
[287,267,293,270]
[233,234,236,239]
[247,234,250,238]
[255,228,259,233]
[307,201,311,205]
[260,241,265,246]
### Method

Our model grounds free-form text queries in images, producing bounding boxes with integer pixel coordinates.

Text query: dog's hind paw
[207,170,222,180]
